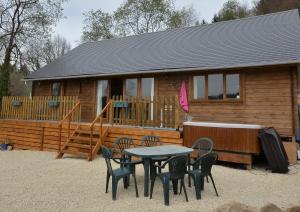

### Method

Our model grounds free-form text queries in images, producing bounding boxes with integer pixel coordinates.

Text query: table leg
[143,158,150,197]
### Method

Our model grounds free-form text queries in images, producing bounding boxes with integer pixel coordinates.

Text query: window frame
[190,71,243,103]
[51,82,63,96]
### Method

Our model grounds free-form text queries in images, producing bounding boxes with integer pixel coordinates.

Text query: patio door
[141,78,154,121]
[96,80,108,115]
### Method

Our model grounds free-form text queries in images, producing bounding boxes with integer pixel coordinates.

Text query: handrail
[89,100,112,160]
[59,101,81,126]
[58,101,81,152]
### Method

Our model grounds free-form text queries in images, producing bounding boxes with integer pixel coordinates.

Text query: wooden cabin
[1,10,300,166]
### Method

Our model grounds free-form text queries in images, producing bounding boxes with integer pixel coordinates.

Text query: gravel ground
[0,150,300,212]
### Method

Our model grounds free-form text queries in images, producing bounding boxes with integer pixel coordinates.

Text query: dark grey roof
[26,9,300,81]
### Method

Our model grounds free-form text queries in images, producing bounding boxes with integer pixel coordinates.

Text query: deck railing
[0,96,80,121]
[110,96,180,129]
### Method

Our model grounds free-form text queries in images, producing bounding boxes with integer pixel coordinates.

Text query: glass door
[96,80,108,115]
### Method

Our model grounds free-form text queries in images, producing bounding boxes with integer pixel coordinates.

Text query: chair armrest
[112,157,135,166]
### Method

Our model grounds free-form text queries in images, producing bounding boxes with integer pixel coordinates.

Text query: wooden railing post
[58,124,62,152]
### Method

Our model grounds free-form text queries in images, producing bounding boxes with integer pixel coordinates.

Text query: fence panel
[111,96,179,129]
[0,96,80,121]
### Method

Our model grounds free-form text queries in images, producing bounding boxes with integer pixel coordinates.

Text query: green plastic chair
[150,155,189,206]
[182,152,219,200]
[141,135,169,173]
[188,138,214,187]
[114,137,143,187]
[102,145,139,200]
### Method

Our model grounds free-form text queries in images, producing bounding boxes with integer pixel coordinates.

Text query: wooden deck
[0,119,183,153]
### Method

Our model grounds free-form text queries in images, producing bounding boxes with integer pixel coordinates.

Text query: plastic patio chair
[188,137,214,187]
[141,135,169,173]
[101,145,139,200]
[150,155,189,206]
[113,137,143,187]
[181,152,219,200]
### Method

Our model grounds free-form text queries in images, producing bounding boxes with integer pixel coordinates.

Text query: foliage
[254,0,300,15]
[212,0,251,22]
[0,0,66,100]
[82,10,114,42]
[24,34,71,71]
[82,0,198,41]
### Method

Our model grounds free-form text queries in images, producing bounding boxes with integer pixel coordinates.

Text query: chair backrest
[101,145,113,175]
[114,137,135,154]
[199,152,218,177]
[192,138,214,158]
[141,135,162,147]
[167,155,188,180]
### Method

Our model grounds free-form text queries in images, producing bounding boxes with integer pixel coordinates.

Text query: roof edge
[24,60,300,81]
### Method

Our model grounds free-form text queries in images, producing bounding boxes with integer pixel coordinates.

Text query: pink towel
[179,80,189,112]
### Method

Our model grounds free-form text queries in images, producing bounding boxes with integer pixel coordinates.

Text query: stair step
[76,130,100,135]
[61,149,89,157]
[66,142,93,149]
[70,136,99,144]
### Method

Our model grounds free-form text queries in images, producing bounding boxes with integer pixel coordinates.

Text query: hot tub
[183,121,265,168]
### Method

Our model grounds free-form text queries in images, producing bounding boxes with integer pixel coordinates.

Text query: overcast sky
[54,0,252,47]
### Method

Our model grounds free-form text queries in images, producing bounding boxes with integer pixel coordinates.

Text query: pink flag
[179,80,189,112]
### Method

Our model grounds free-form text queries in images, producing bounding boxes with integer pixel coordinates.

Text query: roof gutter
[23,60,300,82]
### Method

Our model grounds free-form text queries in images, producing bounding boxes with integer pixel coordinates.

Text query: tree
[114,0,173,36]
[167,7,197,29]
[0,0,65,100]
[254,0,300,15]
[212,0,251,22]
[82,10,114,42]
[82,0,198,40]
[24,34,71,72]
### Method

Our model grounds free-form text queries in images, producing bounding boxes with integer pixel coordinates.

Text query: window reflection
[226,74,240,99]
[193,76,205,99]
[52,82,61,96]
[126,79,137,96]
[208,74,223,100]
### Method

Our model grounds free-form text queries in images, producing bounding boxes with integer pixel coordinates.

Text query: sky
[54,0,252,47]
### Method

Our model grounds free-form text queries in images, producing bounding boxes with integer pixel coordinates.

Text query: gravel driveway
[0,150,299,212]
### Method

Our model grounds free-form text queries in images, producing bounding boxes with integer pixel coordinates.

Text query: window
[141,78,154,97]
[125,78,137,96]
[193,76,205,99]
[192,73,241,101]
[51,82,61,96]
[226,74,240,99]
[208,74,223,100]
[96,80,108,115]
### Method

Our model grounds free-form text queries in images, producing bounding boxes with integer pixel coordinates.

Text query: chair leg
[150,176,156,199]
[158,161,162,173]
[193,174,201,200]
[123,176,128,189]
[132,173,139,198]
[181,179,189,202]
[172,179,178,195]
[112,177,119,200]
[188,166,191,187]
[179,179,183,194]
[206,176,209,183]
[209,174,219,197]
[105,171,110,193]
[162,177,170,206]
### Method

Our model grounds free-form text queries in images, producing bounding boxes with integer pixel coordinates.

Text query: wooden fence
[0,96,81,121]
[110,96,180,129]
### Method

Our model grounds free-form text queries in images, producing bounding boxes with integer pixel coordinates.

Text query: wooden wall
[31,66,298,135]
[33,79,97,122]
[0,119,182,152]
[157,67,298,136]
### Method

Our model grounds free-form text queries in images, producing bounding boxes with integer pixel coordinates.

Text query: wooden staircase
[56,101,112,161]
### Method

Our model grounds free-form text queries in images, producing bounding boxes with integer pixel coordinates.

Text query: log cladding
[0,119,182,152]
[157,67,298,136]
